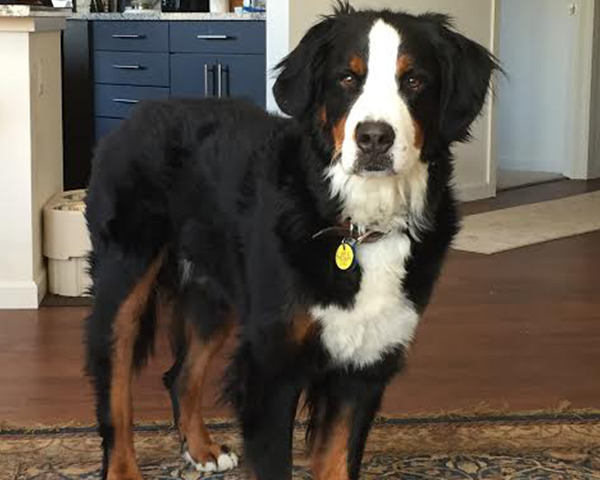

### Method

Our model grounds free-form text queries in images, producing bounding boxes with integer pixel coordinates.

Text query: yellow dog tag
[335,240,356,271]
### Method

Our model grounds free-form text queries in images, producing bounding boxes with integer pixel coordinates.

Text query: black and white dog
[84,3,498,479]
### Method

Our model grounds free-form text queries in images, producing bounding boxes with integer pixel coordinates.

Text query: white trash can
[43,190,92,297]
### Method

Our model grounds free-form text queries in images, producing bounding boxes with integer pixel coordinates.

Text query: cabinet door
[218,54,266,108]
[170,53,218,98]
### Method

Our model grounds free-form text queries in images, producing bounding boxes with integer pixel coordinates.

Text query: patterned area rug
[1,416,600,479]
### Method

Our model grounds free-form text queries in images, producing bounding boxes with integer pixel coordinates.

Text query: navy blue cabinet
[93,21,169,52]
[219,54,266,106]
[170,53,265,105]
[94,51,170,86]
[169,21,265,54]
[170,53,217,98]
[91,20,266,142]
[95,84,170,117]
[95,117,123,142]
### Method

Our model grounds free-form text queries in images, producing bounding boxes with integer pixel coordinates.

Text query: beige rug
[453,191,600,254]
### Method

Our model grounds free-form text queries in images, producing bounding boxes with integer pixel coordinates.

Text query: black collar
[312,219,390,245]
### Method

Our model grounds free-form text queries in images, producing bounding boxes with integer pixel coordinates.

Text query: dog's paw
[183,445,239,473]
[215,449,239,472]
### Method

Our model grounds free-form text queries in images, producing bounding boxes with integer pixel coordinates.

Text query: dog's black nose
[355,121,395,154]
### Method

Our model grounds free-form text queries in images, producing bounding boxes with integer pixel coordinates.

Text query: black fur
[85,7,498,480]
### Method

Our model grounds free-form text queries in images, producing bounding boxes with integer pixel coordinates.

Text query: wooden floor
[1,180,599,427]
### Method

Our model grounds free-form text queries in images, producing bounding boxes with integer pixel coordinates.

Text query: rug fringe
[3,405,600,435]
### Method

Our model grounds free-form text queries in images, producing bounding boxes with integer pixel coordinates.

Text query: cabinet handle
[196,34,231,40]
[112,64,142,70]
[112,98,139,104]
[217,63,223,98]
[204,64,215,97]
[111,34,144,39]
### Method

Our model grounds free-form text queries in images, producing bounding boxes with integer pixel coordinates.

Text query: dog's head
[274,2,499,178]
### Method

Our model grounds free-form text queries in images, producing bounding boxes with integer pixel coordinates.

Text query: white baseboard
[456,182,496,202]
[0,270,46,309]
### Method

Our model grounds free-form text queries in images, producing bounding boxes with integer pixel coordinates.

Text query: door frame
[487,0,501,197]
[566,0,597,180]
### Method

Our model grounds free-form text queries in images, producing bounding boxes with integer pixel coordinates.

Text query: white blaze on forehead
[364,19,402,95]
[340,19,419,175]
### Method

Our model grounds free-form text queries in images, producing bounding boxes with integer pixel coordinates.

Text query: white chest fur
[310,232,419,368]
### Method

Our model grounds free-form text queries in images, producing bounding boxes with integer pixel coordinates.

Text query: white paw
[182,448,239,473]
[183,450,216,473]
[216,451,239,471]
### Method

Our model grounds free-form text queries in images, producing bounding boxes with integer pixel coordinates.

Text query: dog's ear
[431,16,500,143]
[273,17,336,118]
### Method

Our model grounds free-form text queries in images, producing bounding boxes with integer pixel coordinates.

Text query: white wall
[496,0,576,175]
[265,0,290,112]
[266,0,498,201]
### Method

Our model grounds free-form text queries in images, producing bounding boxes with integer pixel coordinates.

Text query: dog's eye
[340,73,358,89]
[403,74,426,93]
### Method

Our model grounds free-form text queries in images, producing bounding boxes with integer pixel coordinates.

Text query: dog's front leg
[227,342,301,480]
[307,363,397,480]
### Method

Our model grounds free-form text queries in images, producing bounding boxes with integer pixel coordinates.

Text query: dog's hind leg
[163,286,238,473]
[86,252,164,480]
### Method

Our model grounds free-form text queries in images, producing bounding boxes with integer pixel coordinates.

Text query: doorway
[495,0,582,191]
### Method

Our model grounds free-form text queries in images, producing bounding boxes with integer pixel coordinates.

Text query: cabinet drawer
[95,52,169,86]
[95,117,122,142]
[93,21,168,52]
[95,84,169,118]
[169,21,265,54]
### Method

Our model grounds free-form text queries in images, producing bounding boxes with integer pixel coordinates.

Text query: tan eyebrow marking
[397,54,414,76]
[349,55,367,76]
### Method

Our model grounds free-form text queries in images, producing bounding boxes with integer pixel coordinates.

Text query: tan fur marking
[291,310,317,345]
[178,322,233,464]
[107,254,164,480]
[413,118,424,149]
[349,55,366,76]
[319,106,328,125]
[312,412,351,480]
[333,115,348,153]
[396,54,413,77]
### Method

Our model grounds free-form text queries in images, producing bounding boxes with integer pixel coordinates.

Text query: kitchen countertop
[0,5,72,17]
[71,11,265,20]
